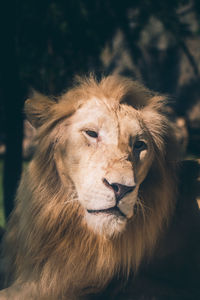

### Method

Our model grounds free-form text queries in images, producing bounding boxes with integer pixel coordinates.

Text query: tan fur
[1,75,178,300]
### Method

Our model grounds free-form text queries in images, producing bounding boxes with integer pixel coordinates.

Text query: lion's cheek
[139,149,148,161]
[135,150,154,184]
[118,186,139,218]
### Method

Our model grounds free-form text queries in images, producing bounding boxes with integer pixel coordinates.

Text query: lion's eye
[134,140,147,151]
[85,130,98,138]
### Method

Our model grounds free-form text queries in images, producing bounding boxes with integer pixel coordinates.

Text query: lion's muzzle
[102,178,136,203]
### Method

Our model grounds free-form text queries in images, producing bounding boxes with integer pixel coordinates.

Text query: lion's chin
[85,210,127,237]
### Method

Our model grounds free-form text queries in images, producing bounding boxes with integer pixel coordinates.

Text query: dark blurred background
[0,0,199,223]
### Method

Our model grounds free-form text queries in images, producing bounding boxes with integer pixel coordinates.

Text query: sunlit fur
[1,75,178,300]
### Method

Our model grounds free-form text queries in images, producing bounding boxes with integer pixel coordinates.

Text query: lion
[0,75,199,300]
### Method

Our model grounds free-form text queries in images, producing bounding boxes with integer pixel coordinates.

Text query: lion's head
[50,90,156,237]
[3,75,179,298]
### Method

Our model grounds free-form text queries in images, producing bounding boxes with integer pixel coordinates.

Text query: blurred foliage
[13,0,200,94]
[0,161,5,227]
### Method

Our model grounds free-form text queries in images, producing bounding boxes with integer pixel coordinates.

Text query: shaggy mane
[2,75,178,299]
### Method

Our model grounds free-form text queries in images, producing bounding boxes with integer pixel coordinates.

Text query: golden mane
[2,75,179,299]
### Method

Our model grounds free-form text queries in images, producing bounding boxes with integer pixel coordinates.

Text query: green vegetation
[0,160,5,227]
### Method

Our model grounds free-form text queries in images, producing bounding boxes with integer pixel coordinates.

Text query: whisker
[135,197,152,224]
[136,201,146,223]
[63,198,79,204]
[138,197,152,212]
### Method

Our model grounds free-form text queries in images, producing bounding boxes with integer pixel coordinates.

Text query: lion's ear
[24,91,55,128]
[147,95,167,112]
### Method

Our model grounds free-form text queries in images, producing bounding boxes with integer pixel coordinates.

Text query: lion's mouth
[87,206,126,218]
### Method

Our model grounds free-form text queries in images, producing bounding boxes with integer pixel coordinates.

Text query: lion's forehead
[70,97,143,142]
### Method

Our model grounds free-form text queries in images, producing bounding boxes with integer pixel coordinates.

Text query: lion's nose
[103,178,135,203]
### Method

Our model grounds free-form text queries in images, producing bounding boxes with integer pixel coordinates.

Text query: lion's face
[55,97,154,236]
